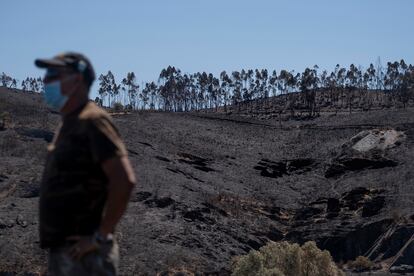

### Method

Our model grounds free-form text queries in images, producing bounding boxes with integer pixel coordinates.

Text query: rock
[352,129,405,152]
[339,188,386,215]
[342,187,370,201]
[286,158,315,173]
[254,158,316,178]
[254,159,287,178]
[325,129,402,178]
[342,187,370,210]
[341,187,370,211]
[16,215,28,228]
[362,196,385,217]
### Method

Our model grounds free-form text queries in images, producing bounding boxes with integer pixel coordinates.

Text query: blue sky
[1,0,413,97]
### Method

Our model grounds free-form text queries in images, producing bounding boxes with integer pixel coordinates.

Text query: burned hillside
[1,86,414,275]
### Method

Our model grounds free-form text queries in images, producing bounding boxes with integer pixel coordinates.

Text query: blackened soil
[1,87,414,275]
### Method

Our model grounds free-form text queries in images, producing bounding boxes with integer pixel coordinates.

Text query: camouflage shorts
[47,240,119,276]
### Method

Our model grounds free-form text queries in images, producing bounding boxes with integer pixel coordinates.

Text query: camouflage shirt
[39,102,127,248]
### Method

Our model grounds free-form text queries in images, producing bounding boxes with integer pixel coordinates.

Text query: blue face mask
[43,80,69,110]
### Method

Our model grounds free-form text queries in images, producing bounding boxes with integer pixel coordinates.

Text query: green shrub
[112,102,124,112]
[232,241,344,276]
[347,256,374,272]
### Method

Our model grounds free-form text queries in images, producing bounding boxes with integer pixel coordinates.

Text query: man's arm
[98,155,136,236]
[68,155,135,259]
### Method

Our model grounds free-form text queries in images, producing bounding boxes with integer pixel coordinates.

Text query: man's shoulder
[79,102,112,122]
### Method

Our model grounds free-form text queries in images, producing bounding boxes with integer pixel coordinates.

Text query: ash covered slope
[1,86,414,275]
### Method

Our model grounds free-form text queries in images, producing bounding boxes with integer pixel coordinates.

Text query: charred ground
[1,87,414,275]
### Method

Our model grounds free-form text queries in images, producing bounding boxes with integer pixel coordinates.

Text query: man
[36,52,136,275]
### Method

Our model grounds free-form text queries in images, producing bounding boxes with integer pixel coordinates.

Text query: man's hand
[66,235,99,260]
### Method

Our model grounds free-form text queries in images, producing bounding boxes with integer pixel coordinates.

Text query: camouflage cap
[35,52,96,87]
